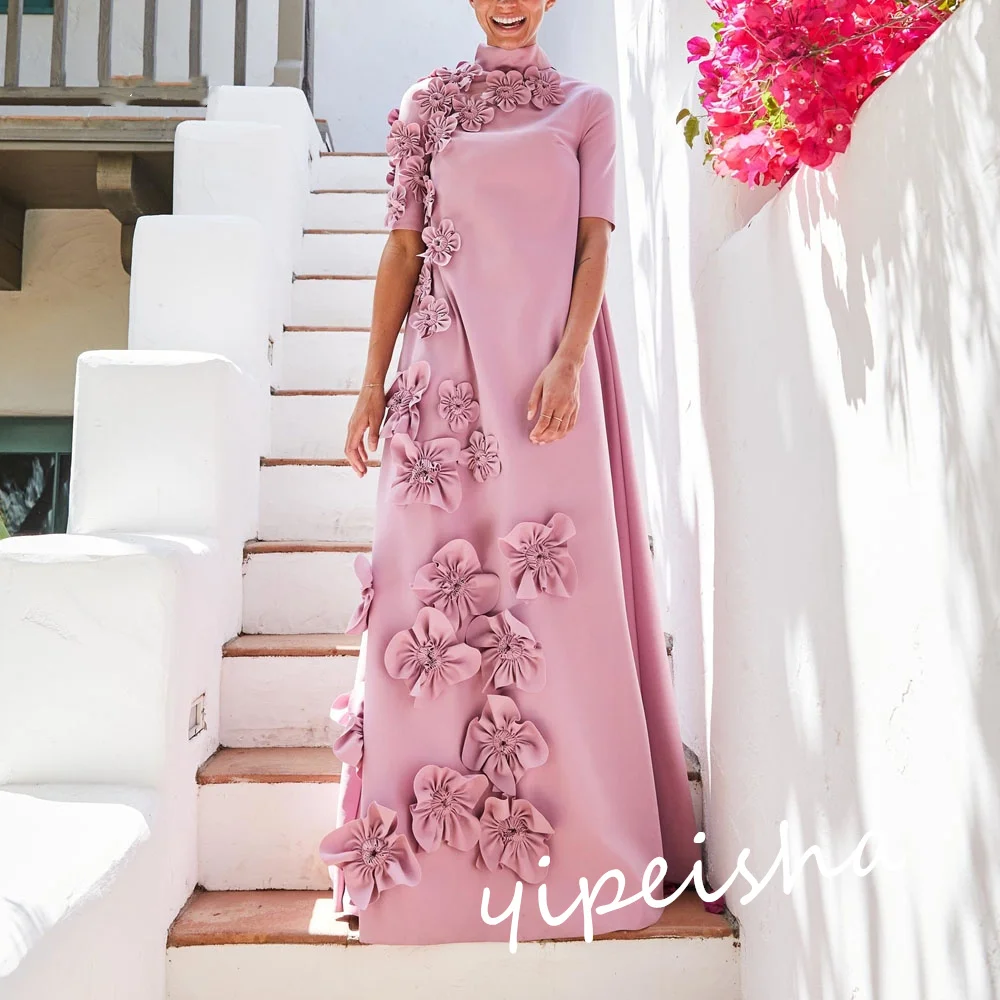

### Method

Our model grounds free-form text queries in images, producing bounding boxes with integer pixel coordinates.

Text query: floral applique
[454,94,496,132]
[410,765,489,853]
[389,433,463,512]
[345,554,374,634]
[385,606,481,699]
[498,513,578,599]
[478,796,554,884]
[425,111,458,154]
[381,361,431,440]
[437,380,480,433]
[318,801,421,909]
[415,77,461,119]
[467,609,546,692]
[462,430,502,483]
[329,692,364,770]
[411,295,452,338]
[397,154,428,193]
[462,693,549,796]
[385,184,408,227]
[421,219,462,266]
[386,120,425,162]
[411,538,500,633]
[484,69,532,112]
[524,66,566,109]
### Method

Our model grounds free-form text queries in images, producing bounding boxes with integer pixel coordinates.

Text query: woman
[319,0,702,946]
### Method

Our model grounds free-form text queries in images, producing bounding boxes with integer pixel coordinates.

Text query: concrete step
[193,746,706,894]
[306,191,386,231]
[196,747,339,891]
[276,328,367,391]
[312,152,390,191]
[258,460,377,543]
[290,276,375,328]
[242,541,370,635]
[269,390,379,461]
[220,634,362,748]
[296,231,384,277]
[167,887,739,999]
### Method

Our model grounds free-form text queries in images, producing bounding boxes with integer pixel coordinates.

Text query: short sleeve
[387,82,428,233]
[578,87,617,229]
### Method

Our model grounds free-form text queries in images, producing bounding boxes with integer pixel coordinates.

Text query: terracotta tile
[223,633,361,658]
[243,540,372,555]
[197,747,341,785]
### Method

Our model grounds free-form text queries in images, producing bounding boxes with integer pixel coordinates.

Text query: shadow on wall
[692,1,1000,996]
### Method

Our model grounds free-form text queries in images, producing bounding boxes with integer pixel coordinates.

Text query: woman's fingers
[526,376,544,422]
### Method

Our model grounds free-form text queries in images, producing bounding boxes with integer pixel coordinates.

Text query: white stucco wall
[628,0,1000,995]
[0,210,129,417]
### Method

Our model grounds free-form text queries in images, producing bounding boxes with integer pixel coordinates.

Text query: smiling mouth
[491,15,527,30]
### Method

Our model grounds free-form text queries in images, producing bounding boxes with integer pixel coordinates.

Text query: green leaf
[711,20,724,31]
[704,128,713,147]
[676,108,692,124]
[684,115,701,148]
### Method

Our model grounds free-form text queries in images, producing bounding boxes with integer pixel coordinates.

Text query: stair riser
[290,278,375,328]
[312,154,391,191]
[259,465,377,543]
[306,192,386,231]
[243,551,362,635]
[270,393,381,461]
[168,938,739,1000]
[220,654,360,748]
[196,778,706,893]
[296,232,384,277]
[278,329,398,392]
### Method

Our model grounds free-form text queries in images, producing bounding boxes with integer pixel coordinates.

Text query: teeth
[493,16,526,26]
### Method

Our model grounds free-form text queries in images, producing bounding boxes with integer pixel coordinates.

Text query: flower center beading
[360,835,390,868]
[523,541,552,573]
[410,457,441,485]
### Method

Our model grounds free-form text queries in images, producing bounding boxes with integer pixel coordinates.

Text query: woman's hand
[526,355,582,444]
[345,385,386,477]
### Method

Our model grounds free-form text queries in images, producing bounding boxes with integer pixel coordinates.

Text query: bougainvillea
[680,0,964,187]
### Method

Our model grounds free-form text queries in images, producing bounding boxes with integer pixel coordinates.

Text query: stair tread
[271,388,360,397]
[312,189,387,195]
[260,457,380,468]
[167,887,733,947]
[319,151,387,158]
[244,540,372,555]
[223,633,361,658]
[198,747,341,784]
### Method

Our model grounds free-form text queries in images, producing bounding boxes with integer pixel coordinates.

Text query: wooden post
[0,195,26,292]
[50,0,69,88]
[143,0,158,81]
[273,0,307,91]
[98,0,114,87]
[4,0,24,89]
[234,0,249,86]
[189,0,203,81]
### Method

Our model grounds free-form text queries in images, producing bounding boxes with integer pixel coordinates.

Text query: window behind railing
[0,417,72,537]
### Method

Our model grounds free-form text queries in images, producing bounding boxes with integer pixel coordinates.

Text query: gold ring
[553,417,563,424]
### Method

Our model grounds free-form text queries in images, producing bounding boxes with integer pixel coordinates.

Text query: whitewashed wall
[0,211,128,416]
[630,0,1000,995]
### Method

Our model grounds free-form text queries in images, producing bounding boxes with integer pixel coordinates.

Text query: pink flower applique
[415,77,461,119]
[411,295,452,338]
[386,120,425,162]
[454,94,497,132]
[385,606,481,699]
[424,111,458,154]
[389,433,463,512]
[524,66,566,109]
[387,107,400,126]
[330,692,364,769]
[478,795,554,884]
[380,360,431,440]
[411,538,500,633]
[437,379,480,433]
[397,154,428,193]
[318,801,421,910]
[484,69,532,112]
[423,178,436,218]
[432,60,483,92]
[421,219,462,266]
[345,553,374,634]
[385,184,408,227]
[410,765,489,853]
[498,513,577,599]
[461,693,549,796]
[467,609,546,693]
[461,430,502,483]
[415,261,433,302]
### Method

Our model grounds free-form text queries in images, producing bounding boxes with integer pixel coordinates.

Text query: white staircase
[165,153,740,999]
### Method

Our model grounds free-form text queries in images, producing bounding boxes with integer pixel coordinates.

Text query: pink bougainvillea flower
[437,379,480,433]
[345,553,374,634]
[461,430,501,483]
[467,609,546,693]
[498,512,577,599]
[410,765,489,853]
[385,184,407,227]
[414,77,461,119]
[478,795,554,884]
[420,219,462,266]
[380,360,431,440]
[329,692,364,769]
[389,433,463,512]
[454,94,496,132]
[386,120,424,162]
[424,111,458,154]
[461,694,548,796]
[686,36,711,63]
[484,69,532,112]
[411,295,452,338]
[397,154,428,193]
[524,66,565,109]
[411,538,500,632]
[385,606,481,699]
[319,801,421,909]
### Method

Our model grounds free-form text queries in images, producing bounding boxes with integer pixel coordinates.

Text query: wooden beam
[95,152,170,274]
[4,0,24,89]
[234,0,248,86]
[50,0,69,88]
[0,195,26,292]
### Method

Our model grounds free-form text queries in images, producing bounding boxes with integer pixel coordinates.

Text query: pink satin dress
[319,40,702,946]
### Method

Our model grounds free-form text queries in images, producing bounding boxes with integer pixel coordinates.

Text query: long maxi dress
[319,40,702,946]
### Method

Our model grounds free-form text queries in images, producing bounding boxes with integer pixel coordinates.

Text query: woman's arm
[344,229,425,476]
[526,216,613,444]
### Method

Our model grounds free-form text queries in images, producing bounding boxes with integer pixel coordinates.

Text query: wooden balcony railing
[0,0,315,107]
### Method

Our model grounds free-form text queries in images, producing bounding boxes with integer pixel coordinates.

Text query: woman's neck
[475,41,552,72]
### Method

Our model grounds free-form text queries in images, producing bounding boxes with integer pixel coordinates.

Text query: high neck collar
[475,41,552,73]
